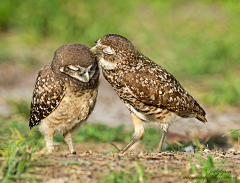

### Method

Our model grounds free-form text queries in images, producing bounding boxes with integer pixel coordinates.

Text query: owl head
[52,43,98,83]
[91,34,138,70]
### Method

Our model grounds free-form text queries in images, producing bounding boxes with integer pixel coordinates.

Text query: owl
[91,34,207,153]
[29,43,100,154]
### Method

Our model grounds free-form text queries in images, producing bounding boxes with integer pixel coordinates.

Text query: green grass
[184,137,238,183]
[0,0,240,107]
[99,162,148,183]
[223,129,240,142]
[0,129,43,182]
[187,155,236,183]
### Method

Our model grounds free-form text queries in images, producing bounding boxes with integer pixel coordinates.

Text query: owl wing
[29,64,65,129]
[124,64,206,121]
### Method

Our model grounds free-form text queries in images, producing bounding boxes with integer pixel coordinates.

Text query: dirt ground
[25,142,240,183]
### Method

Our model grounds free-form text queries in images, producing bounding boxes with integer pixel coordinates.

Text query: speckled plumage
[91,34,207,153]
[29,43,99,153]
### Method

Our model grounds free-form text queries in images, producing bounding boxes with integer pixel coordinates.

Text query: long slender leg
[44,133,54,153]
[63,122,82,154]
[119,112,144,154]
[157,131,167,152]
[157,123,170,152]
[63,132,75,154]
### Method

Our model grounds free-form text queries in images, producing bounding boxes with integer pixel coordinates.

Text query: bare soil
[27,143,240,183]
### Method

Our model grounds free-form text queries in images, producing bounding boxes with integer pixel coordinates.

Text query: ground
[22,142,240,183]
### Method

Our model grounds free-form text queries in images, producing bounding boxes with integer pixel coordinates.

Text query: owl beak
[83,71,90,82]
[90,46,97,54]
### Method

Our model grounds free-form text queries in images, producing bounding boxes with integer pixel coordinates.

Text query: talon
[118,150,126,156]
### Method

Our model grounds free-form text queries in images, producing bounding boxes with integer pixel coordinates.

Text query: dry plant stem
[110,142,120,152]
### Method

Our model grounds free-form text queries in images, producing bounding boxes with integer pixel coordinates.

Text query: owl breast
[39,86,98,135]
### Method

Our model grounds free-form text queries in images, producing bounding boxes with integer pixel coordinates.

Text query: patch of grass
[99,162,148,183]
[141,127,161,151]
[202,73,240,108]
[0,129,42,182]
[184,137,237,182]
[75,124,132,143]
[223,129,240,142]
[187,155,235,183]
[6,97,31,120]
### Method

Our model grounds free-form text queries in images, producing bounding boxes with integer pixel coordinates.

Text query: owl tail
[196,114,207,123]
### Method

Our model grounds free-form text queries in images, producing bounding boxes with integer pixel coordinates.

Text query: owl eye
[68,65,79,71]
[103,47,114,55]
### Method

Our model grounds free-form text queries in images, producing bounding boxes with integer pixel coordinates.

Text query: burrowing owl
[29,43,99,154]
[91,34,207,153]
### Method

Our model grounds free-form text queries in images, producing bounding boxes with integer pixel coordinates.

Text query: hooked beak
[82,71,90,82]
[90,46,97,54]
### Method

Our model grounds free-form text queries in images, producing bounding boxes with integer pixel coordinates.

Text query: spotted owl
[29,43,100,154]
[91,34,207,153]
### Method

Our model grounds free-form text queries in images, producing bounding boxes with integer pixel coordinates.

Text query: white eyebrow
[68,65,79,71]
[103,47,114,54]
[60,67,64,72]
[85,64,91,70]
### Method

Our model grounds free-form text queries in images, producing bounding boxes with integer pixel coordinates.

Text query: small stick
[110,142,120,152]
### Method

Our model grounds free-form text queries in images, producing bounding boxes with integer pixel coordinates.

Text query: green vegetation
[0,129,42,182]
[0,0,240,107]
[188,155,235,183]
[185,139,237,183]
[223,129,240,142]
[99,162,148,183]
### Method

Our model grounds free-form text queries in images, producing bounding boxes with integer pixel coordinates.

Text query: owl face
[52,43,97,82]
[59,64,97,82]
[91,34,137,70]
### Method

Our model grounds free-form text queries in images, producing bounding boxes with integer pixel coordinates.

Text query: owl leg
[157,123,170,152]
[119,112,144,154]
[63,123,82,154]
[44,133,54,153]
[63,132,76,154]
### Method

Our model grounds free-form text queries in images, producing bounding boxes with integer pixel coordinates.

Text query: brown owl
[91,34,207,153]
[29,43,100,154]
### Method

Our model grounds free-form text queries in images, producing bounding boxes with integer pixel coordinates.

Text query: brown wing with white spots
[29,64,65,129]
[123,59,207,122]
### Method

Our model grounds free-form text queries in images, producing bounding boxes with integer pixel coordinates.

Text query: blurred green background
[0,0,240,108]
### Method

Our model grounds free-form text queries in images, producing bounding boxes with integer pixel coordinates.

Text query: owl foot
[36,146,58,155]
